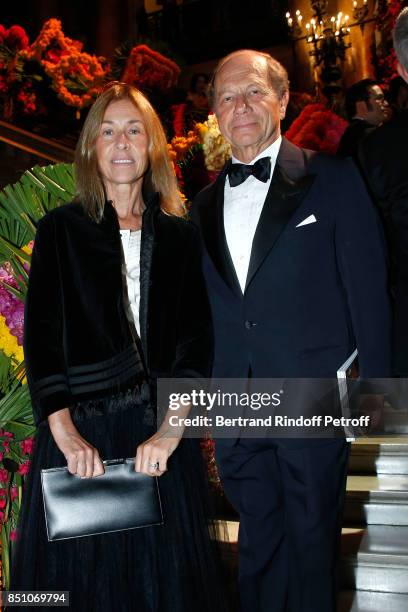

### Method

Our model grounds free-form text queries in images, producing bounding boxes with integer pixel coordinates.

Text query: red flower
[44,48,69,64]
[172,103,187,137]
[2,440,10,454]
[0,468,8,483]
[5,25,29,50]
[3,431,14,439]
[0,24,6,44]
[18,460,31,476]
[10,485,18,501]
[0,497,6,509]
[17,87,38,115]
[10,529,17,541]
[21,438,34,455]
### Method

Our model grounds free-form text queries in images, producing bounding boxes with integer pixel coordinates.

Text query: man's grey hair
[393,7,408,72]
[208,49,289,108]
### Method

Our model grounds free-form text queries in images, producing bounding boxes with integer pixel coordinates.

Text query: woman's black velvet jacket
[24,194,213,426]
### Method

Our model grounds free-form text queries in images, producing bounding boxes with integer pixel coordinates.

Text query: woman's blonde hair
[75,82,184,221]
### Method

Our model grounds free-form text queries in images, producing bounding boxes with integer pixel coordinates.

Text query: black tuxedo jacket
[191,138,391,383]
[359,110,408,374]
[336,118,375,161]
[24,195,212,425]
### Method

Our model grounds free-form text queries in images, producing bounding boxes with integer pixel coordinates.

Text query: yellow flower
[0,315,24,365]
[197,114,231,171]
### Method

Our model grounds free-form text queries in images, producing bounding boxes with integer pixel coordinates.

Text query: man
[191,50,391,612]
[359,8,408,376]
[337,78,390,160]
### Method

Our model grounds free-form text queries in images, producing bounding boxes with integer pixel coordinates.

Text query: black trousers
[216,438,350,612]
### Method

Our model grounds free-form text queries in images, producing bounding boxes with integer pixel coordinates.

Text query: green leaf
[1,521,10,589]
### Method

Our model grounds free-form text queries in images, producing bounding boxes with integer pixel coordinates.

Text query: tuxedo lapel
[245,139,316,292]
[197,163,242,297]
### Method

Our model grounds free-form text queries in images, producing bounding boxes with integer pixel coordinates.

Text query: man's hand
[48,408,105,478]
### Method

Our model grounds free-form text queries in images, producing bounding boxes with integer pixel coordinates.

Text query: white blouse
[120,229,142,336]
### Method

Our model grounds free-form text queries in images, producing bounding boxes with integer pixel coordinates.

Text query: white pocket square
[296,214,317,228]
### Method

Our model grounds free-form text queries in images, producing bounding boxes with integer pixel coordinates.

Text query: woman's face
[95,98,149,192]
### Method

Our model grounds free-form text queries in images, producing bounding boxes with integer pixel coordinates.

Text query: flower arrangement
[0,265,25,349]
[0,419,35,590]
[168,130,200,165]
[121,44,180,93]
[0,25,29,51]
[166,113,232,199]
[0,163,76,589]
[0,24,30,118]
[171,102,187,137]
[195,113,231,172]
[284,103,348,154]
[373,0,403,83]
[20,19,107,111]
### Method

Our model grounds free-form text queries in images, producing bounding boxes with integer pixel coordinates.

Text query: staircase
[216,436,408,611]
[339,436,408,611]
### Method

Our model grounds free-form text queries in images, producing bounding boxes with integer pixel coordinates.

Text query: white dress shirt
[223,136,282,292]
[120,229,142,336]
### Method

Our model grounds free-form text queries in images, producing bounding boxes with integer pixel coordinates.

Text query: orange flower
[20,18,106,109]
[168,130,200,163]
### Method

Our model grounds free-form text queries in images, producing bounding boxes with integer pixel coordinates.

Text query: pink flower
[2,440,10,454]
[18,460,31,476]
[10,486,18,501]
[0,497,6,509]
[3,430,14,439]
[21,438,34,455]
[10,529,18,541]
[0,468,8,483]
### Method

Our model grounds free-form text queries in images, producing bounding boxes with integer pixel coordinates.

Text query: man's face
[365,85,389,125]
[214,52,289,163]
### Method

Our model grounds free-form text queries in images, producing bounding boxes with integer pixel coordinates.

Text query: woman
[11,83,227,611]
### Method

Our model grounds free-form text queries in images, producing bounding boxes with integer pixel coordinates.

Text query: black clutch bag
[41,458,164,541]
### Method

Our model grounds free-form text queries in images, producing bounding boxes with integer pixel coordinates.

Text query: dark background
[1,0,290,64]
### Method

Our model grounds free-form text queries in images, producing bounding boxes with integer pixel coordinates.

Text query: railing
[0,120,74,165]
[0,120,75,190]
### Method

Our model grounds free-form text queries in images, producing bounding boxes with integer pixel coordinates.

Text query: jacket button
[245,320,256,329]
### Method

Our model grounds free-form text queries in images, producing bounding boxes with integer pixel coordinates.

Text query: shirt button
[244,320,256,329]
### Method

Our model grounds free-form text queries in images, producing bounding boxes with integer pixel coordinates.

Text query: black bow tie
[228,157,271,188]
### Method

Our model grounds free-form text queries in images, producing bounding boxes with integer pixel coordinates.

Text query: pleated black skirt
[10,388,230,612]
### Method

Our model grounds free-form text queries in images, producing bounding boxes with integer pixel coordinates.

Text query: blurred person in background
[360,8,408,377]
[337,78,390,160]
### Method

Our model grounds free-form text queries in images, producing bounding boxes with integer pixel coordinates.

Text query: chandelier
[286,6,352,67]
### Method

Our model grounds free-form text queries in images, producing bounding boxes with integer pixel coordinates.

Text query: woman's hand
[48,408,105,478]
[135,430,181,477]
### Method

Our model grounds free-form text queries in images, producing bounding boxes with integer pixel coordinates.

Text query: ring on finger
[148,461,160,470]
